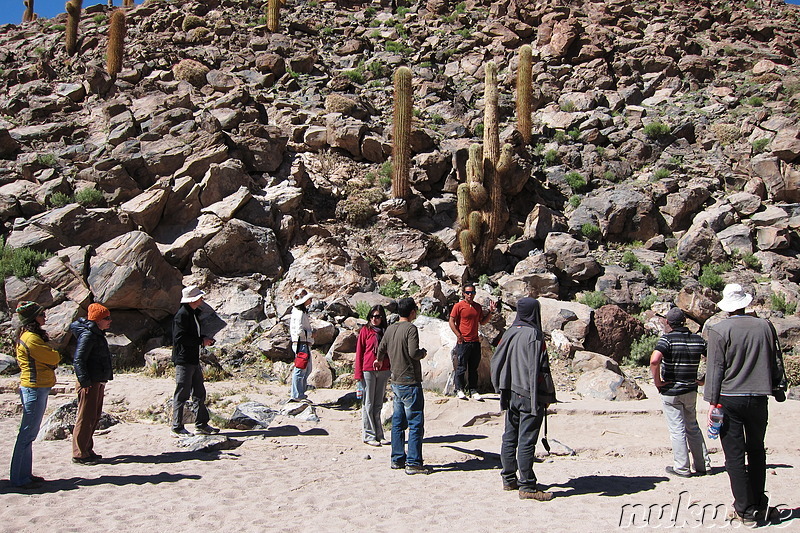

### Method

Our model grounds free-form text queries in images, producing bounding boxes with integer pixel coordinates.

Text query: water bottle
[356,380,364,401]
[708,404,723,439]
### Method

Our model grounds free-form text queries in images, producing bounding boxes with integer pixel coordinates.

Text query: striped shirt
[654,327,706,396]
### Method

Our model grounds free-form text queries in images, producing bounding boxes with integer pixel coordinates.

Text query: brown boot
[519,489,553,501]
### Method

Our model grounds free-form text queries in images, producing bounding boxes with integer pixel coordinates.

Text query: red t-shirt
[450,300,484,342]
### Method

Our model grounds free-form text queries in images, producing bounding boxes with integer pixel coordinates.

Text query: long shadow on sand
[105,450,226,465]
[430,445,501,473]
[0,472,201,495]
[424,434,488,444]
[545,474,668,497]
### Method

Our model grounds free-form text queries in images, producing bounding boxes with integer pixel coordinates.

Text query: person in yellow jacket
[10,301,60,489]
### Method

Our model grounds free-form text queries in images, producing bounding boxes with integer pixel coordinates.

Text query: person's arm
[650,350,666,389]
[354,328,365,381]
[174,311,198,347]
[408,325,426,360]
[27,335,61,367]
[449,306,463,343]
[479,300,497,325]
[72,331,94,388]
[376,329,388,364]
[703,328,725,406]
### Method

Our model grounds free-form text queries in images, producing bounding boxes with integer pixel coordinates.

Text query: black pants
[501,392,544,491]
[719,395,769,517]
[172,364,210,429]
[454,341,481,392]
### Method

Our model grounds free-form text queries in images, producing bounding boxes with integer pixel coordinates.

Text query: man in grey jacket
[491,297,553,501]
[705,284,786,526]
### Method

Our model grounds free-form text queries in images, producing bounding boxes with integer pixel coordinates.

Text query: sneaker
[405,464,431,475]
[519,489,554,501]
[503,479,520,491]
[364,440,381,447]
[390,462,405,470]
[470,390,483,401]
[172,427,191,436]
[379,439,391,446]
[727,510,757,527]
[194,424,220,435]
[694,469,709,476]
[665,466,692,478]
[72,456,99,465]
[456,390,467,400]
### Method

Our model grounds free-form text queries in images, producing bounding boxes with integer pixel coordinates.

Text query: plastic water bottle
[708,404,723,439]
[356,381,364,401]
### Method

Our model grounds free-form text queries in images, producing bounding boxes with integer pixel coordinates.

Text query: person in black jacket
[70,303,113,465]
[171,286,218,436]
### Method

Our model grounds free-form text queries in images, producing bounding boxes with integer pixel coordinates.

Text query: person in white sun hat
[289,288,315,401]
[704,283,787,526]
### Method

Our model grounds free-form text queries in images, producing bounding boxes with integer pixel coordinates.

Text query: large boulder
[194,219,282,277]
[575,368,646,401]
[544,232,601,281]
[88,231,183,319]
[227,402,278,430]
[38,399,120,440]
[539,297,593,348]
[568,188,658,242]
[585,305,645,363]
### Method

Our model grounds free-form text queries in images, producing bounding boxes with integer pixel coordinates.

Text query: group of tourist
[7,280,789,525]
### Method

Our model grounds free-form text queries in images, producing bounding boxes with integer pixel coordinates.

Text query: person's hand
[707,404,716,426]
[372,360,382,370]
[202,337,215,347]
[419,348,427,359]
[488,299,497,313]
[456,334,464,344]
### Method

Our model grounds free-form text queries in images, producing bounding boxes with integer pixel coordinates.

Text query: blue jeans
[290,343,313,400]
[391,384,424,467]
[10,386,51,486]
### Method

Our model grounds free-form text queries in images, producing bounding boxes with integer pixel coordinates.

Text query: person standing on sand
[10,302,60,488]
[449,283,496,401]
[289,288,315,402]
[377,297,429,475]
[354,304,391,447]
[171,286,219,436]
[490,297,553,501]
[704,283,786,526]
[650,307,711,478]
[71,303,113,465]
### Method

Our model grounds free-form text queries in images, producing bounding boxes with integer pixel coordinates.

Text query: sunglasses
[370,315,383,319]
[464,290,475,294]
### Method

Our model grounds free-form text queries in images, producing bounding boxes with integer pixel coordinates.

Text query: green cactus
[267,0,279,32]
[123,0,134,6]
[22,0,35,22]
[457,182,471,230]
[517,44,533,144]
[65,0,82,56]
[392,66,412,200]
[459,230,475,266]
[466,143,487,207]
[106,10,125,76]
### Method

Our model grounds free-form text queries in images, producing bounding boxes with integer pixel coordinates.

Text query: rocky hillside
[1,0,800,380]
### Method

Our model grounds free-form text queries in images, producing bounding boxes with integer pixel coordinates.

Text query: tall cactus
[516,44,533,144]
[392,66,412,200]
[267,0,279,32]
[22,0,35,22]
[65,0,82,56]
[106,9,126,76]
[123,0,134,6]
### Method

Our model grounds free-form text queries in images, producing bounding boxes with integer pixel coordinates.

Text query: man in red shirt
[449,283,496,400]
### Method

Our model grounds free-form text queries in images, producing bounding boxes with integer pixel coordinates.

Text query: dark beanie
[16,301,44,325]
[666,307,685,327]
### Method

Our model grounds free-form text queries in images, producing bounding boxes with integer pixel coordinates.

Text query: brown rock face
[585,304,645,363]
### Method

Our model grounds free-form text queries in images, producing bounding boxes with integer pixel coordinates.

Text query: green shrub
[771,293,797,315]
[745,96,764,107]
[554,130,566,144]
[182,14,204,31]
[478,273,490,287]
[596,146,606,157]
[621,251,638,269]
[560,101,576,112]
[567,128,580,141]
[93,14,107,24]
[603,170,617,182]
[644,121,670,139]
[752,138,770,153]
[354,301,371,320]
[568,195,581,208]
[36,154,57,167]
[543,149,559,166]
[698,266,725,291]
[745,0,757,7]
[581,223,601,241]
[657,264,681,288]
[474,123,484,137]
[368,59,386,77]
[565,171,587,192]
[74,188,104,207]
[51,24,66,31]
[378,160,393,188]
[640,294,657,311]
[455,2,466,13]
[49,192,73,207]
[385,41,412,54]
[578,291,607,309]
[364,6,376,17]
[344,68,364,84]
[785,353,800,387]
[652,168,671,180]
[420,310,441,319]
[379,280,405,299]
[0,239,52,279]
[625,334,658,366]
[742,252,762,270]
[396,6,410,16]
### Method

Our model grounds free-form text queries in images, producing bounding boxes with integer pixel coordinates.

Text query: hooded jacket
[70,317,113,388]
[491,298,547,403]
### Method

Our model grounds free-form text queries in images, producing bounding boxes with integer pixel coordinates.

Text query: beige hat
[293,288,314,306]
[717,283,753,313]
[180,285,206,304]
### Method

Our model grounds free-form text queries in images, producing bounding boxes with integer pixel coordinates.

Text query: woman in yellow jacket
[10,301,60,489]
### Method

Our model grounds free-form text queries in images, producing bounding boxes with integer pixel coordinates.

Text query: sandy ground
[0,373,798,532]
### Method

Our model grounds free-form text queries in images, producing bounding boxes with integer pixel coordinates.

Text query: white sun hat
[180,285,206,304]
[293,288,314,306]
[717,283,753,313]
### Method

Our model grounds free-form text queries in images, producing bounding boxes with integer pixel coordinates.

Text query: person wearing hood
[10,301,60,488]
[490,297,553,501]
[70,303,113,465]
[650,307,711,478]
[171,286,219,436]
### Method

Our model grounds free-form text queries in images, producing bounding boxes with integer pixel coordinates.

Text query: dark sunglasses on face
[370,315,382,319]
[464,290,475,294]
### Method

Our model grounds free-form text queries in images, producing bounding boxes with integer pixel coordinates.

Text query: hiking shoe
[72,456,99,466]
[172,427,191,436]
[665,466,692,478]
[194,424,220,435]
[29,475,45,483]
[390,462,405,470]
[364,439,381,447]
[405,464,431,475]
[456,390,467,400]
[727,510,757,527]
[470,390,483,401]
[694,469,709,476]
[503,480,519,491]
[379,439,391,446]
[519,489,553,501]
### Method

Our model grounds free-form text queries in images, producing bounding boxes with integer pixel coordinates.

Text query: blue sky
[0,1,139,26]
[1,0,800,26]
